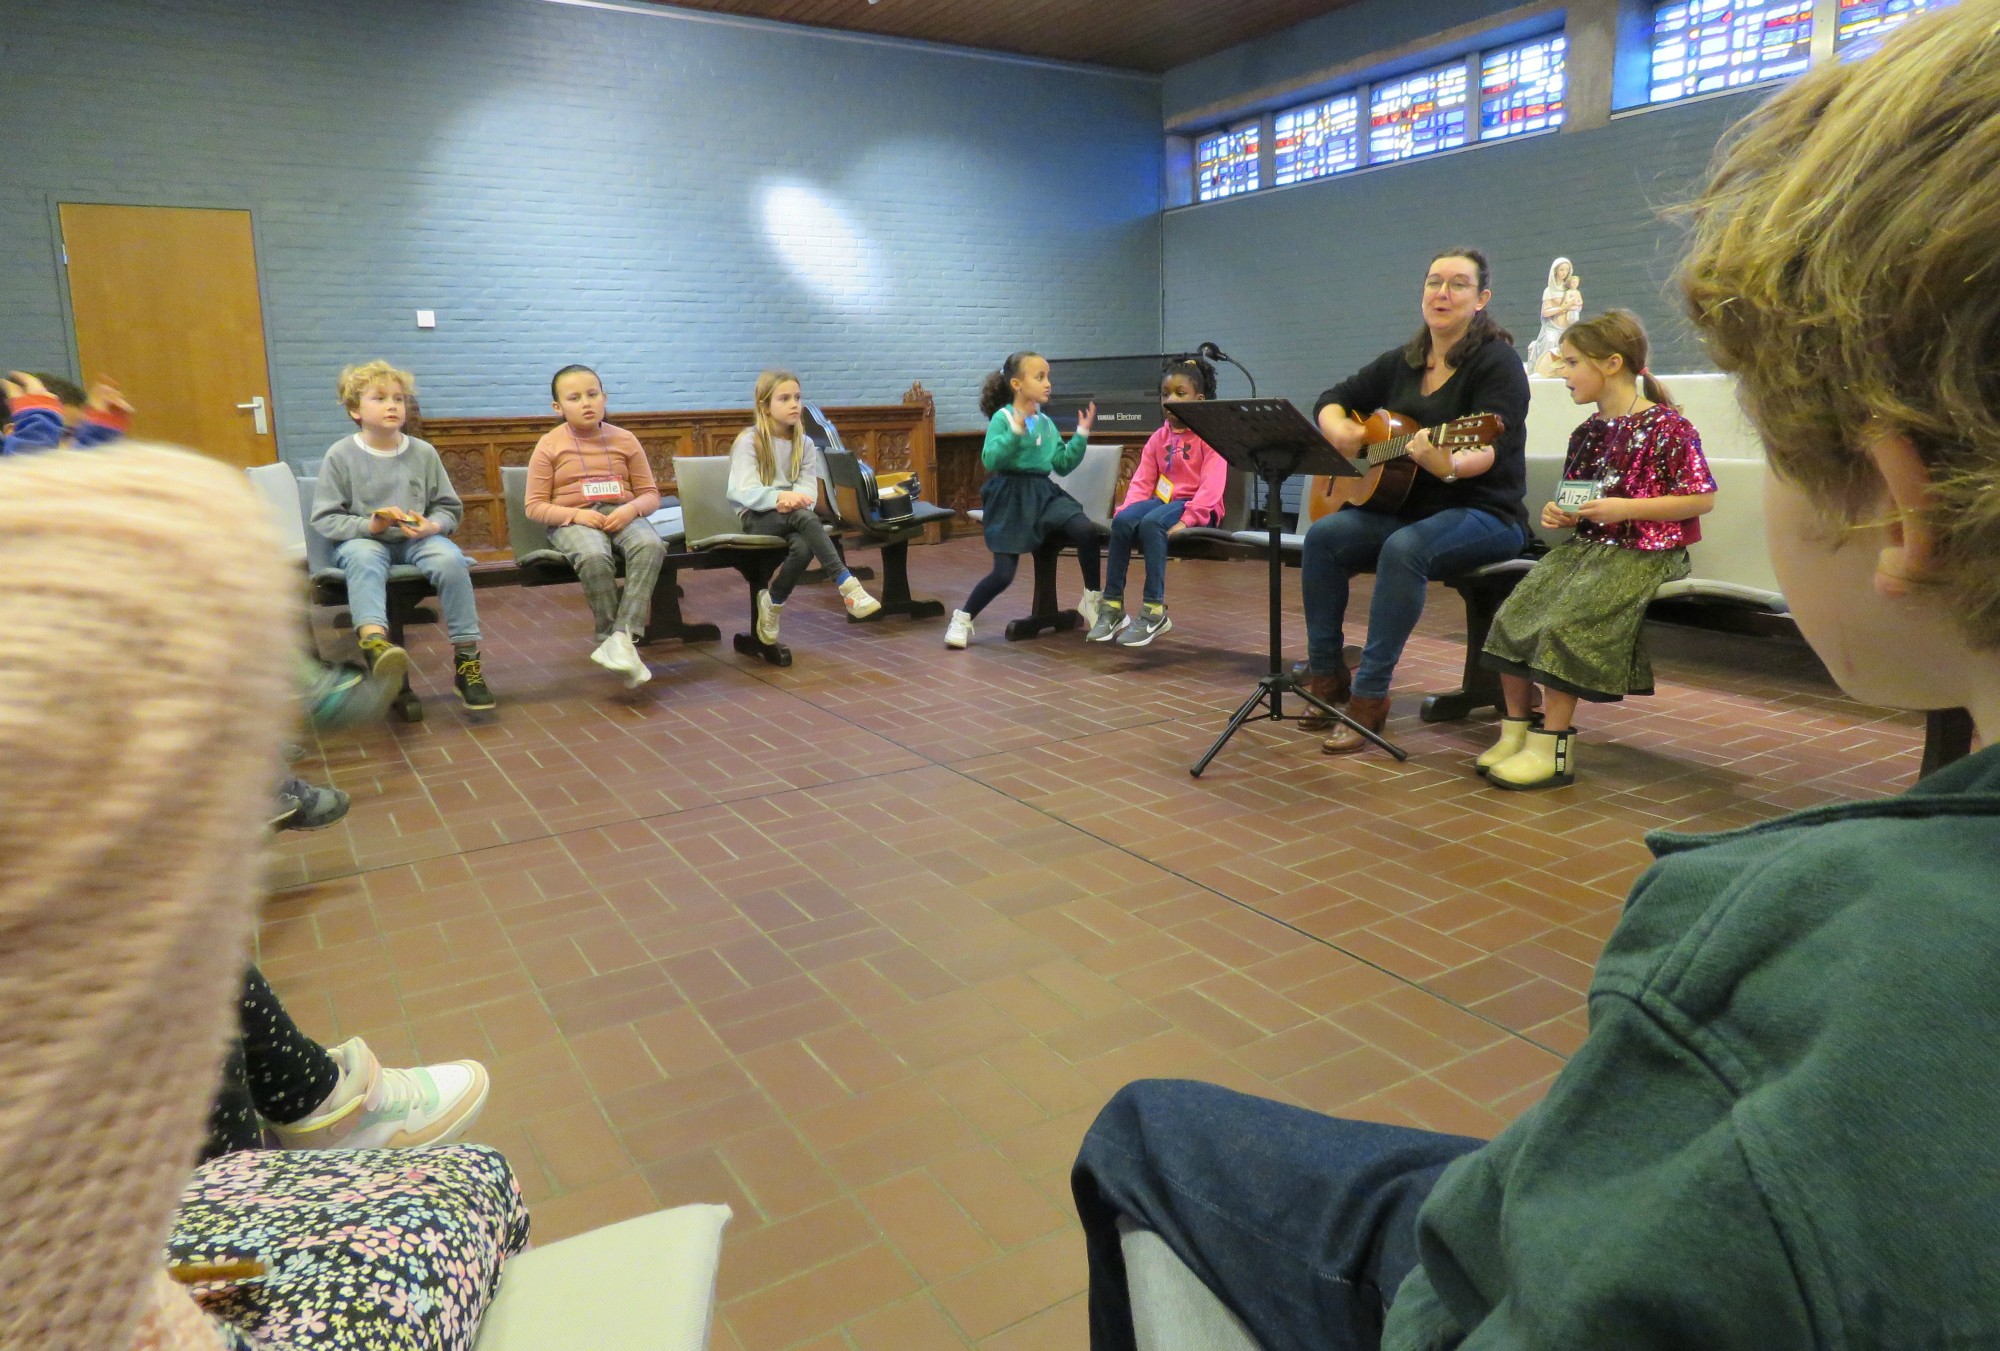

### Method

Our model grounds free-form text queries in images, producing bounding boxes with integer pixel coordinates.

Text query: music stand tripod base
[1191,670,1406,776]
[1161,398,1410,777]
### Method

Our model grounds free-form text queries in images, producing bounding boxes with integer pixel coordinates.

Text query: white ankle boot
[1488,727,1577,791]
[1476,717,1537,775]
[1076,589,1103,627]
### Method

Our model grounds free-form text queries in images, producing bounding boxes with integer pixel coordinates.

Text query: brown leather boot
[1321,693,1391,755]
[1295,664,1352,731]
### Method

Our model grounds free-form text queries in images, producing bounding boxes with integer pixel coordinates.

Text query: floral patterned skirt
[167,1145,529,1351]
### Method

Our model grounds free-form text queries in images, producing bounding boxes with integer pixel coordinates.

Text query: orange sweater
[524,422,662,526]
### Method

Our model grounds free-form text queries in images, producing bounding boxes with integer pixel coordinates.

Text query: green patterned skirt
[1480,537,1689,702]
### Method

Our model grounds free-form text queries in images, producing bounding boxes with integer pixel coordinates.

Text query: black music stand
[1168,399,1409,776]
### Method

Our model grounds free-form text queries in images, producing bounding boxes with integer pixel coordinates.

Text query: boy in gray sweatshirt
[311,360,494,709]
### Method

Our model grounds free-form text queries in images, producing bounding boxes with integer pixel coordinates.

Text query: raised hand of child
[3,371,47,402]
[1005,405,1028,437]
[1541,501,1580,531]
[1076,401,1097,438]
[87,379,133,415]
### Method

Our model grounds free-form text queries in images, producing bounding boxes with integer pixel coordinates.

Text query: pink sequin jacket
[1563,405,1716,551]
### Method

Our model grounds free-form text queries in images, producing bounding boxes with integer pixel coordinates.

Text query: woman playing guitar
[1300,247,1532,754]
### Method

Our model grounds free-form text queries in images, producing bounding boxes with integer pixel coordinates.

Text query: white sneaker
[1077,589,1104,628]
[590,634,625,676]
[755,589,782,645]
[839,575,882,619]
[612,631,651,687]
[944,609,974,649]
[273,1037,489,1151]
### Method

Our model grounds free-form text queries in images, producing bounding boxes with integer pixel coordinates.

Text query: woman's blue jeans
[1073,1079,1482,1351]
[1301,507,1524,699]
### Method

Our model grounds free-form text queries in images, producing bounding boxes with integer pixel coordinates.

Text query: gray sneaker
[1117,606,1173,647]
[755,589,782,645]
[272,778,351,831]
[1086,601,1127,643]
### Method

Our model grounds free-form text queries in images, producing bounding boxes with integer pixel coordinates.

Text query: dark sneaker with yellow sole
[453,650,496,710]
[357,634,409,684]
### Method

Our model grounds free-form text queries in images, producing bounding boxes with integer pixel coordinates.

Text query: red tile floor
[265,536,1927,1349]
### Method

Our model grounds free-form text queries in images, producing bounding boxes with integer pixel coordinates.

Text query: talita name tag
[580,477,624,501]
[1557,479,1605,510]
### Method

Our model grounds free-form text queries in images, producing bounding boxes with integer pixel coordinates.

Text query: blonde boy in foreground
[1074,10,2000,1347]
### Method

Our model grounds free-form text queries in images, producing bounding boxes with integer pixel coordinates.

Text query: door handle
[235,396,269,436]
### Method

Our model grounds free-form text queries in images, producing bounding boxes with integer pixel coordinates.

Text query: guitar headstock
[1435,413,1505,448]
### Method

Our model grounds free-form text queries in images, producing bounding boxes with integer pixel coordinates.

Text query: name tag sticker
[1557,479,1604,510]
[580,477,624,500]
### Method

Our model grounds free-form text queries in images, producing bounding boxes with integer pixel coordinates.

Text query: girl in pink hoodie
[1087,357,1228,647]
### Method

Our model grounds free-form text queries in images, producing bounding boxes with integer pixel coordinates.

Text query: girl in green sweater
[944,351,1099,649]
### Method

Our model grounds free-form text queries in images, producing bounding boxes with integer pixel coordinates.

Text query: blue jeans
[334,534,481,645]
[1301,508,1524,699]
[1105,499,1187,606]
[1073,1080,1482,1351]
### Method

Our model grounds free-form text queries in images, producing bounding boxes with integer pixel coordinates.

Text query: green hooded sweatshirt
[1387,744,2000,1349]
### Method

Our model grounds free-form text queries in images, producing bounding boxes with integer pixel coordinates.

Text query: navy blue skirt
[981,471,1084,555]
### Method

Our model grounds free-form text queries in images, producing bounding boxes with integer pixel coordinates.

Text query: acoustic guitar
[1303,410,1506,520]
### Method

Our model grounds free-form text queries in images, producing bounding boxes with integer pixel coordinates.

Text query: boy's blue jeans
[335,534,481,645]
[1301,507,1524,699]
[1073,1079,1483,1351]
[1105,499,1187,606]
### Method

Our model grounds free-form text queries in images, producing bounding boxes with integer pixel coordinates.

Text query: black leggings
[742,506,846,604]
[203,966,343,1160]
[964,516,1102,617]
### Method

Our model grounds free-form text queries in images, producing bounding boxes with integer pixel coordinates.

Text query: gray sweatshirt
[727,428,825,516]
[311,434,463,542]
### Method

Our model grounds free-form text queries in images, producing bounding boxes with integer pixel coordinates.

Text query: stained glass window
[1648,0,1814,104]
[1836,0,1953,60]
[1480,34,1567,140]
[1196,124,1261,202]
[1274,93,1363,185]
[1368,59,1471,165]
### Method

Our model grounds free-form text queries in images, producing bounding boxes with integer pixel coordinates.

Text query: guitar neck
[1365,432,1418,467]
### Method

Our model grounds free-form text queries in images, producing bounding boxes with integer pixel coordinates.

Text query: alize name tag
[580,477,624,501]
[1557,479,1605,510]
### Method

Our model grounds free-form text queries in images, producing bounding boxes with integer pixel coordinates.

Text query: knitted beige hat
[0,444,296,1349]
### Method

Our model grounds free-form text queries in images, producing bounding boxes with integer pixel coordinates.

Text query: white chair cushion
[474,1204,731,1351]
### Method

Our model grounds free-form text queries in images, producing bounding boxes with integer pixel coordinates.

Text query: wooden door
[59,204,277,468]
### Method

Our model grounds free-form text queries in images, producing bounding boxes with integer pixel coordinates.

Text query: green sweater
[1386,744,2000,1349]
[981,407,1088,475]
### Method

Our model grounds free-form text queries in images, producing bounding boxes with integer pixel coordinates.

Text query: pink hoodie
[1120,421,1227,525]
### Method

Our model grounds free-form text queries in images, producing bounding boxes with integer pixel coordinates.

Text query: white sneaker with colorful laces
[274,1037,490,1150]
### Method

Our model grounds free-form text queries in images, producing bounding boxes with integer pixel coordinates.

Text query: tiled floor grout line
[720,631,1578,1063]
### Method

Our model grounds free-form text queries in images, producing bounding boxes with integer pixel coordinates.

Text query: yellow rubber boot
[1475,717,1537,775]
[1488,727,1577,791]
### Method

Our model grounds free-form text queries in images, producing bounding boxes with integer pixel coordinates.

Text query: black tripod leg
[1190,681,1278,778]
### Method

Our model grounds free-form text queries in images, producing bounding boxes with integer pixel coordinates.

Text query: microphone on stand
[1196,342,1258,398]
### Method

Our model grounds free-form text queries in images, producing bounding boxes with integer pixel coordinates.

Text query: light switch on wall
[416,310,436,329]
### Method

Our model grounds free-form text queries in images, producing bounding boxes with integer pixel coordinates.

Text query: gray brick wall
[1162,91,1765,416]
[1,0,1165,460]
